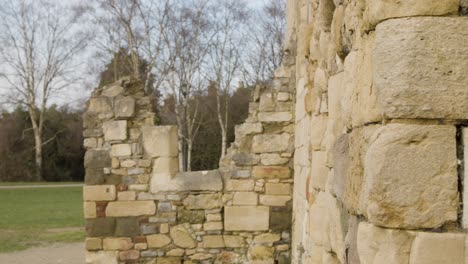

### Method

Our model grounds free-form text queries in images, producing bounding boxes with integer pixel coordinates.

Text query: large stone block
[357,222,414,264]
[153,157,179,176]
[141,126,178,157]
[147,234,172,248]
[361,124,458,229]
[252,166,291,179]
[252,133,290,153]
[84,150,111,169]
[151,170,222,193]
[258,112,292,122]
[374,17,468,119]
[409,232,465,264]
[103,237,133,250]
[111,144,132,157]
[365,0,459,27]
[170,225,197,248]
[83,185,116,201]
[88,97,112,113]
[103,120,127,141]
[106,201,156,217]
[224,206,269,231]
[86,251,118,264]
[114,96,135,118]
[182,193,222,210]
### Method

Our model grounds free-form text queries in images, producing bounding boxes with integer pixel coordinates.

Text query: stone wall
[83,73,295,263]
[290,0,468,263]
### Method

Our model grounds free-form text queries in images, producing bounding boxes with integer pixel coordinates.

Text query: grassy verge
[0,186,84,252]
[0,182,82,186]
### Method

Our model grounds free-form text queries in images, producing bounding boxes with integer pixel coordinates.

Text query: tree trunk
[187,139,192,172]
[33,130,43,182]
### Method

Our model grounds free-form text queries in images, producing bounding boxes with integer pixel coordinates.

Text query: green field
[0,186,84,252]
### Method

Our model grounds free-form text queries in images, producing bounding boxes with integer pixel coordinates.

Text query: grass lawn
[0,186,84,252]
[0,182,82,186]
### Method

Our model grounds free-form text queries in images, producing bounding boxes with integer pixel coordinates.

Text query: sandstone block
[366,0,459,27]
[233,192,258,205]
[204,221,223,231]
[85,218,115,237]
[141,126,178,157]
[103,237,133,250]
[83,185,116,201]
[170,225,197,248]
[249,245,275,261]
[223,235,245,248]
[203,235,225,248]
[236,123,263,135]
[252,166,290,179]
[83,202,96,218]
[232,153,260,167]
[254,233,281,244]
[177,210,205,224]
[259,93,276,112]
[252,133,290,153]
[84,150,111,169]
[103,121,127,141]
[102,85,124,97]
[224,206,269,231]
[183,193,222,210]
[86,251,118,264]
[85,237,102,251]
[88,97,112,113]
[114,96,135,118]
[310,151,328,190]
[260,153,289,166]
[258,112,292,122]
[225,179,255,191]
[259,195,291,206]
[119,250,139,261]
[147,234,172,248]
[361,124,458,229]
[106,201,156,217]
[409,232,465,264]
[151,170,222,193]
[265,183,291,195]
[117,191,136,201]
[157,257,182,264]
[374,18,468,119]
[357,222,414,264]
[153,157,179,176]
[111,144,132,157]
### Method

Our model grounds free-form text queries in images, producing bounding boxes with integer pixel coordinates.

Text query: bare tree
[243,0,286,85]
[207,0,249,160]
[0,0,90,181]
[95,0,172,95]
[162,0,211,171]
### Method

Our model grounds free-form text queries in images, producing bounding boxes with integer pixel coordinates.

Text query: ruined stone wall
[291,0,468,263]
[83,72,295,263]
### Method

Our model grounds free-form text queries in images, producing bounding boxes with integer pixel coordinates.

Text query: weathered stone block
[103,120,127,141]
[83,202,96,219]
[114,96,135,118]
[252,133,290,153]
[147,234,172,248]
[119,250,139,261]
[254,233,281,244]
[225,179,255,191]
[170,225,197,248]
[223,235,245,248]
[258,112,292,122]
[115,217,140,237]
[177,210,205,224]
[183,193,222,210]
[141,126,178,157]
[310,151,328,190]
[365,0,459,27]
[270,205,291,232]
[153,157,179,176]
[236,123,263,135]
[224,206,269,231]
[259,195,291,206]
[203,235,225,248]
[204,221,223,231]
[259,93,276,112]
[233,192,258,205]
[260,153,289,166]
[265,183,290,195]
[85,218,115,237]
[357,222,414,264]
[232,153,259,166]
[374,17,468,119]
[88,97,112,113]
[253,166,290,179]
[361,124,458,229]
[409,232,465,264]
[156,257,182,264]
[151,170,223,193]
[86,251,118,264]
[103,237,133,250]
[102,85,124,97]
[106,201,156,217]
[111,144,132,157]
[83,185,116,201]
[85,237,102,251]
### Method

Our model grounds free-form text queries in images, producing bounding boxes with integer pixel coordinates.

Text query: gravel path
[0,243,84,264]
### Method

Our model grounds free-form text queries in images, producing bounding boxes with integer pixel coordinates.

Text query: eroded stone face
[141,126,178,157]
[252,133,290,153]
[224,206,269,231]
[374,17,468,119]
[103,121,127,141]
[409,232,465,264]
[361,124,458,229]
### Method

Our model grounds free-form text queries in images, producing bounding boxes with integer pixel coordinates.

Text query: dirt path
[0,243,84,264]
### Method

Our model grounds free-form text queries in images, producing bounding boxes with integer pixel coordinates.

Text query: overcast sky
[0,0,269,111]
